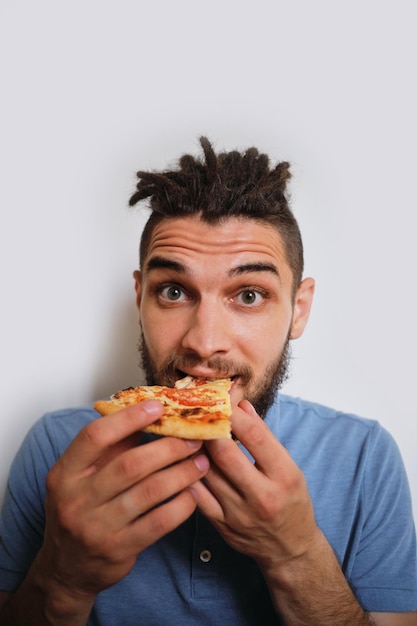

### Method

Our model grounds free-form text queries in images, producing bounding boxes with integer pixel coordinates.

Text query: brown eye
[237,290,264,306]
[242,291,257,304]
[166,286,182,300]
[160,285,186,301]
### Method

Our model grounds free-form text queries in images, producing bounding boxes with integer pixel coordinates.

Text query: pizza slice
[93,376,232,439]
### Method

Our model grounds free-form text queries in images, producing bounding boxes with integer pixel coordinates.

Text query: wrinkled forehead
[141,215,294,288]
[143,216,285,262]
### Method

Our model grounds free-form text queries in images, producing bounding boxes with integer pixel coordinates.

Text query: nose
[181,298,232,359]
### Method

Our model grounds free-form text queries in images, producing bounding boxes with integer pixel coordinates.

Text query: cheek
[140,304,183,359]
[235,313,290,362]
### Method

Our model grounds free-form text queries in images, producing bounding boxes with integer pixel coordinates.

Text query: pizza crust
[142,413,231,439]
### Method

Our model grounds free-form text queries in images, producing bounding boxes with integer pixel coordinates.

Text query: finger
[202,457,242,504]
[105,453,210,528]
[188,479,225,521]
[229,401,295,479]
[60,401,164,472]
[204,434,261,497]
[90,437,204,503]
[238,399,258,418]
[127,490,200,553]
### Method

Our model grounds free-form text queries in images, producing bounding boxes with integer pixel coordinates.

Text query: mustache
[161,353,253,386]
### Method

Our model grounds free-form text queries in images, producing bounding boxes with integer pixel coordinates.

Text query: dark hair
[129,137,304,291]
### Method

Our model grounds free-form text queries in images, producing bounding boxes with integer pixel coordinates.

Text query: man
[0,137,416,625]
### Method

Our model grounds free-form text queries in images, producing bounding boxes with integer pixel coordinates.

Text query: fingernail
[141,400,164,415]
[193,454,209,472]
[187,439,202,449]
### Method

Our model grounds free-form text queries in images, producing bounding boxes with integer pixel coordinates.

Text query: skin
[0,215,415,625]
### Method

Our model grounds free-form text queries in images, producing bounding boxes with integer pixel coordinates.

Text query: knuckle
[245,421,267,447]
[90,531,119,556]
[55,499,82,533]
[45,464,60,493]
[164,436,181,454]
[163,436,193,459]
[151,492,197,536]
[54,502,110,555]
[253,472,309,522]
[45,465,73,510]
[209,442,235,467]
[81,420,109,449]
[117,452,141,481]
[149,509,172,536]
[180,457,208,486]
[282,467,306,493]
[255,496,280,521]
[141,476,164,505]
[138,459,201,509]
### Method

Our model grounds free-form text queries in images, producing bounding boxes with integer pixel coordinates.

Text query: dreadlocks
[129,137,304,291]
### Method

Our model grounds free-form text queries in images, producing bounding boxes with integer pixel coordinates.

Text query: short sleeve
[350,425,417,611]
[0,408,95,590]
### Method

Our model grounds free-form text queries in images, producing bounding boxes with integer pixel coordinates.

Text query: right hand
[37,400,209,600]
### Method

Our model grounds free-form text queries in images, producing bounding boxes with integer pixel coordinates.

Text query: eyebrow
[145,256,186,273]
[228,262,280,279]
[146,256,280,281]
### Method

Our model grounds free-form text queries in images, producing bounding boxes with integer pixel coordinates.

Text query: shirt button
[199,549,212,563]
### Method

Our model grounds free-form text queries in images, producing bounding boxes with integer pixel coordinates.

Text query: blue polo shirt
[0,394,416,624]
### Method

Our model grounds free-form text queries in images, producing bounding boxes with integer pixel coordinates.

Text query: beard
[138,331,292,418]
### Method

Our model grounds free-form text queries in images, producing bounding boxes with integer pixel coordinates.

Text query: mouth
[176,369,239,383]
[161,357,251,388]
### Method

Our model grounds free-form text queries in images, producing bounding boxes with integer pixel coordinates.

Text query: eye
[236,289,265,306]
[159,284,187,302]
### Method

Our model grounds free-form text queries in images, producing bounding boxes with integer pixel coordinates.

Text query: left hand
[190,400,321,574]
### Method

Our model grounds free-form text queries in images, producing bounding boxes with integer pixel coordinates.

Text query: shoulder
[25,405,98,454]
[273,394,413,538]
[275,393,390,449]
[269,394,405,491]
[9,406,98,490]
[273,396,417,612]
[278,394,379,429]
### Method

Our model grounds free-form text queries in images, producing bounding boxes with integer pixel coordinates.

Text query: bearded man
[0,138,416,625]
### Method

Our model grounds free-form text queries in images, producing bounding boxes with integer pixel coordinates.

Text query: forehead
[142,216,292,282]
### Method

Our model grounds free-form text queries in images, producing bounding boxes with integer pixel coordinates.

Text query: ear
[133,270,142,310]
[290,277,315,340]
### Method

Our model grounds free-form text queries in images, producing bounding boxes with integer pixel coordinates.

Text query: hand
[37,400,210,600]
[190,400,320,574]
[191,402,384,625]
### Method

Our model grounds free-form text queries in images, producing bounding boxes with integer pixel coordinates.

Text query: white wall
[1,1,416,523]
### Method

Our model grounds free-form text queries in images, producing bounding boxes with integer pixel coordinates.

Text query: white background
[1,1,416,522]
